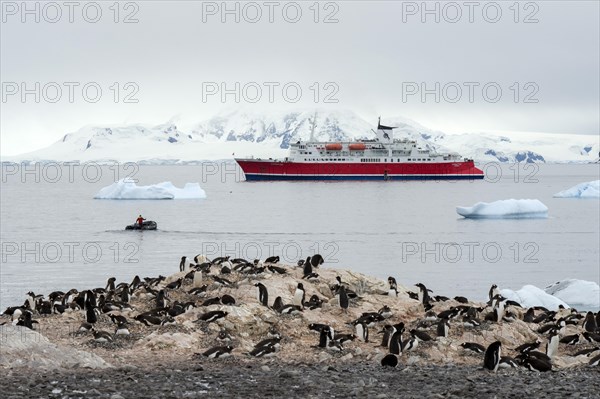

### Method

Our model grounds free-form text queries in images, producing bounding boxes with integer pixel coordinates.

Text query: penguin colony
[3,256,600,371]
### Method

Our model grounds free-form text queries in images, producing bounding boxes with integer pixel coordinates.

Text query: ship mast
[309,111,317,142]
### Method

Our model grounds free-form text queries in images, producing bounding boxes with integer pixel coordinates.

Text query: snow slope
[4,109,599,163]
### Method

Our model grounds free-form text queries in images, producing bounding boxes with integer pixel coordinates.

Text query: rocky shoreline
[2,362,599,399]
[2,258,599,397]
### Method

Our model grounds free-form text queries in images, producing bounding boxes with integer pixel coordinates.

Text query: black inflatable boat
[125,221,157,230]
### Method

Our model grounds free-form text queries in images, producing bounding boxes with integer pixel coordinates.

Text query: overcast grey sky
[1,1,598,155]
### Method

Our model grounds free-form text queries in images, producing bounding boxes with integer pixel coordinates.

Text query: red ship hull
[235,159,484,181]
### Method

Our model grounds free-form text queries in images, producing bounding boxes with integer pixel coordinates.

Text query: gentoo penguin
[272,297,284,312]
[560,333,580,345]
[389,329,403,355]
[488,284,499,302]
[105,277,116,292]
[483,341,502,372]
[156,290,168,309]
[189,285,208,297]
[264,255,279,264]
[310,254,324,268]
[337,285,349,312]
[115,323,130,336]
[523,308,535,323]
[134,314,162,326]
[255,283,269,307]
[589,354,600,367]
[522,356,552,372]
[415,283,431,306]
[498,356,519,369]
[165,278,183,290]
[120,285,130,303]
[196,310,228,323]
[220,295,236,306]
[217,330,233,343]
[303,258,313,278]
[293,283,306,308]
[388,277,398,297]
[78,322,93,333]
[572,347,600,357]
[454,296,469,304]
[379,325,395,347]
[436,319,450,338]
[203,345,234,358]
[492,295,506,323]
[267,265,287,274]
[179,256,188,272]
[583,311,598,332]
[461,342,485,354]
[212,276,233,287]
[302,272,319,282]
[403,336,418,352]
[378,305,393,319]
[192,270,203,288]
[583,332,600,343]
[410,329,433,342]
[109,314,128,325]
[16,310,34,329]
[355,322,369,342]
[202,297,222,306]
[548,331,560,358]
[514,340,540,353]
[381,354,398,367]
[93,329,113,343]
[304,295,323,310]
[297,258,306,267]
[85,300,97,324]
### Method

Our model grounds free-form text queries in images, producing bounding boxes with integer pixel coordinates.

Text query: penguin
[135,314,162,326]
[582,332,600,343]
[589,354,600,367]
[461,342,486,354]
[514,340,540,353]
[105,277,116,292]
[310,254,324,268]
[202,297,222,306]
[202,345,234,358]
[378,305,393,319]
[488,284,499,302]
[436,319,449,338]
[16,310,34,329]
[165,278,183,290]
[250,344,277,357]
[196,311,228,323]
[189,285,208,297]
[410,329,433,342]
[264,255,279,264]
[297,258,306,267]
[304,295,323,310]
[523,308,535,323]
[278,304,302,315]
[548,331,560,359]
[179,256,188,272]
[255,337,282,351]
[389,328,403,355]
[192,270,203,288]
[522,356,552,372]
[120,285,130,303]
[156,290,168,309]
[272,297,284,312]
[115,323,130,336]
[462,316,481,328]
[254,283,268,307]
[317,326,333,348]
[572,347,600,357]
[212,276,233,287]
[454,296,469,304]
[267,265,287,274]
[216,330,233,343]
[403,336,418,352]
[559,334,580,345]
[78,322,93,333]
[293,283,306,309]
[337,285,349,312]
[302,272,319,282]
[583,311,598,332]
[93,329,113,343]
[498,356,519,369]
[381,354,398,367]
[483,341,502,372]
[379,325,395,347]
[109,314,128,325]
[415,283,431,306]
[388,277,398,297]
[303,258,313,278]
[85,300,97,324]
[220,295,235,306]
[492,296,506,323]
[355,322,369,342]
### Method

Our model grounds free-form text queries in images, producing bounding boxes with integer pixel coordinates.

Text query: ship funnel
[376,117,396,143]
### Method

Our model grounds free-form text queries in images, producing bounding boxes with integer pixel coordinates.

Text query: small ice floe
[553,180,599,199]
[94,178,206,200]
[456,199,548,219]
[545,279,600,310]
[500,285,569,310]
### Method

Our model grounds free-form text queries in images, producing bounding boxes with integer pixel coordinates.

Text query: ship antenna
[309,111,317,142]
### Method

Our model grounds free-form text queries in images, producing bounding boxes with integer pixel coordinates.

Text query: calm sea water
[1,163,598,310]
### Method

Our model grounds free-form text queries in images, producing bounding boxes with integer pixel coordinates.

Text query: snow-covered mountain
[3,109,599,163]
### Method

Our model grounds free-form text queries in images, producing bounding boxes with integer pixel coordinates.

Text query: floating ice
[544,279,600,309]
[553,180,600,199]
[94,178,206,200]
[456,199,548,219]
[500,285,569,310]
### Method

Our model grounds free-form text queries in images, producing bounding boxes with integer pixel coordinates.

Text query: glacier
[456,199,548,219]
[3,109,599,163]
[94,178,206,200]
[553,180,600,198]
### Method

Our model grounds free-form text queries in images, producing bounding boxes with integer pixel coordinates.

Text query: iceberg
[544,279,600,309]
[94,178,206,200]
[553,180,600,199]
[500,285,569,310]
[456,199,548,219]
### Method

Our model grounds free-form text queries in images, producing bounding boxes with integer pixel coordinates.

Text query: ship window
[408,159,411,161]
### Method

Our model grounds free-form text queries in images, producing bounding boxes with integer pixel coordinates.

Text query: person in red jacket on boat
[136,215,145,228]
